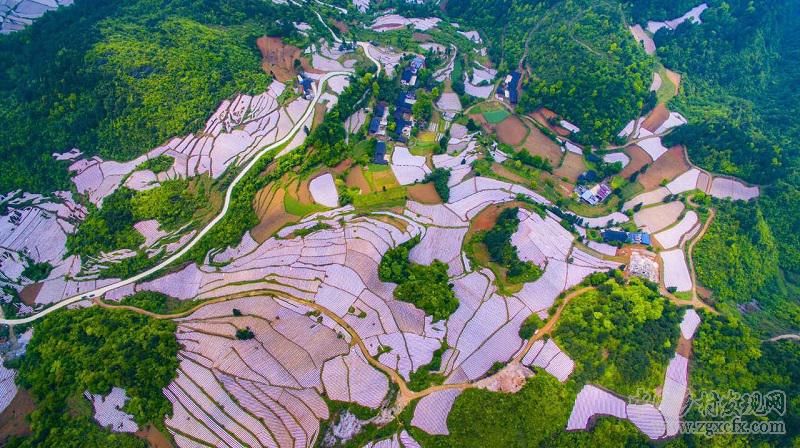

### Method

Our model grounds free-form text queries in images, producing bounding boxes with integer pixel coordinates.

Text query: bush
[378,236,459,320]
[518,314,543,339]
[423,168,451,202]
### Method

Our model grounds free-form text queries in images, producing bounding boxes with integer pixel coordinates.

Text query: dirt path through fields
[513,286,593,363]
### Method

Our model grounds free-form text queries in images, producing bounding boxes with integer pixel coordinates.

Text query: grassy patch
[117,291,201,315]
[655,65,677,104]
[353,187,407,209]
[483,108,510,124]
[283,189,325,216]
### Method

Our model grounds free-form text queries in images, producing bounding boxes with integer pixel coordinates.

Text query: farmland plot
[633,201,685,233]
[70,81,312,205]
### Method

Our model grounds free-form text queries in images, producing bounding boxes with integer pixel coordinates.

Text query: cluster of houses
[496,71,521,104]
[575,183,612,205]
[369,55,427,143]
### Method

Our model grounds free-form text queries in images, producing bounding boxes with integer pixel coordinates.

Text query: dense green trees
[118,290,199,315]
[693,199,800,332]
[7,307,178,446]
[0,0,312,193]
[447,0,653,144]
[66,180,205,259]
[484,208,542,283]
[554,277,681,395]
[378,236,459,320]
[423,168,451,202]
[136,155,175,174]
[694,200,780,305]
[688,312,800,446]
[654,0,800,327]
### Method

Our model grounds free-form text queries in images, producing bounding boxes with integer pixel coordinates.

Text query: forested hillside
[654,0,800,333]
[446,0,653,145]
[0,0,308,193]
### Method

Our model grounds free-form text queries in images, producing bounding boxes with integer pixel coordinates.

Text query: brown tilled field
[522,127,563,164]
[136,424,173,448]
[530,107,570,136]
[346,165,372,193]
[18,282,42,306]
[413,32,433,42]
[252,184,297,242]
[496,116,528,146]
[470,113,489,129]
[638,145,691,190]
[620,145,651,179]
[312,104,327,130]
[641,103,669,133]
[295,177,314,205]
[257,36,301,83]
[554,152,587,182]
[333,20,349,34]
[468,200,529,238]
[407,183,442,204]
[0,389,33,444]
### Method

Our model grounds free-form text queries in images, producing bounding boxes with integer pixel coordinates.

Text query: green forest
[0,0,312,194]
[446,0,654,145]
[378,236,459,320]
[66,179,208,259]
[554,276,681,396]
[653,0,800,335]
[5,307,178,447]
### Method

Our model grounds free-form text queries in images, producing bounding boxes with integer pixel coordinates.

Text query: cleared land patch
[553,152,587,183]
[256,36,301,83]
[495,116,529,146]
[522,127,563,165]
[407,183,442,204]
[619,145,651,179]
[638,146,691,190]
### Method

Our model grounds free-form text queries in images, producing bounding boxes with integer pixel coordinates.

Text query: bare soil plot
[0,389,33,444]
[641,104,670,133]
[333,20,349,34]
[638,146,691,190]
[252,184,297,242]
[331,158,352,175]
[346,165,372,193]
[295,178,314,205]
[256,36,301,83]
[407,183,442,204]
[496,116,528,145]
[469,201,528,236]
[522,127,562,164]
[135,424,172,448]
[18,282,42,306]
[311,103,327,130]
[696,171,711,192]
[413,32,433,41]
[530,108,570,136]
[470,112,489,129]
[554,152,587,183]
[619,145,651,178]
